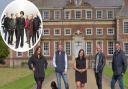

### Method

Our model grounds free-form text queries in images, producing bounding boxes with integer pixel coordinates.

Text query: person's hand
[79,69,83,73]
[81,69,87,72]
[64,69,67,75]
[32,67,35,72]
[122,73,124,76]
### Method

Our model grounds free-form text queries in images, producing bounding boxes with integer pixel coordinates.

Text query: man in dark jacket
[32,15,41,45]
[15,11,25,48]
[8,13,15,45]
[111,41,127,89]
[2,13,10,41]
[94,45,105,89]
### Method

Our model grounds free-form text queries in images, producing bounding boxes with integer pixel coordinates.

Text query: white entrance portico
[72,30,85,59]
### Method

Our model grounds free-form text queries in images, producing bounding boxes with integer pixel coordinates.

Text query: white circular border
[0,0,43,52]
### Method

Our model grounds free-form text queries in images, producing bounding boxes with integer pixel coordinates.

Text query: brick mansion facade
[6,0,128,67]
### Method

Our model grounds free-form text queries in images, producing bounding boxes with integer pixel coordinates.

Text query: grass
[103,66,128,88]
[0,67,54,89]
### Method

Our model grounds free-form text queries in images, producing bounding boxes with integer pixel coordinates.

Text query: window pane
[124,22,128,33]
[43,29,50,35]
[96,28,103,35]
[65,11,71,19]
[65,28,71,35]
[65,42,71,55]
[43,11,49,20]
[76,11,81,19]
[86,42,92,54]
[17,52,23,57]
[124,43,128,55]
[54,41,59,52]
[108,41,114,55]
[54,11,61,19]
[108,11,113,19]
[86,11,92,19]
[29,49,33,57]
[97,11,102,19]
[107,28,114,35]
[86,28,92,35]
[54,28,61,35]
[43,42,50,55]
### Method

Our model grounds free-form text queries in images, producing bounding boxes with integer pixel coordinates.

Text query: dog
[51,81,58,89]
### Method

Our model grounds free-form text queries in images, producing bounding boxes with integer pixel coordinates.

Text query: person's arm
[28,56,35,71]
[65,53,68,72]
[53,54,57,68]
[73,60,81,73]
[101,54,106,70]
[81,59,87,72]
[44,57,48,69]
[112,54,114,72]
[122,52,127,74]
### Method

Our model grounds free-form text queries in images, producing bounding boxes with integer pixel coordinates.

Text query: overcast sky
[0,0,12,17]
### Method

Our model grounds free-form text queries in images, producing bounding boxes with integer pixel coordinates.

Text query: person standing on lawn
[111,41,127,89]
[28,46,48,89]
[53,44,69,89]
[94,45,106,89]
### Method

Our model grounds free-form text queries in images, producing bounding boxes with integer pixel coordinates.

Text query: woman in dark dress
[28,46,48,89]
[73,49,87,89]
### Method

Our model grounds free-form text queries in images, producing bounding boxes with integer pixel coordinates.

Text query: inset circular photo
[0,0,43,52]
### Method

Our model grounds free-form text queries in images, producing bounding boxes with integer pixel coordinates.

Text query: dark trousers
[35,77,44,89]
[95,72,102,89]
[32,30,36,45]
[36,30,39,38]
[4,28,8,41]
[15,29,18,40]
[16,29,24,48]
[8,30,14,44]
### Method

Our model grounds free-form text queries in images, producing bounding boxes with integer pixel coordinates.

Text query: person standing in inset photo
[28,46,48,89]
[73,49,87,89]
[25,15,29,44]
[28,15,34,48]
[2,13,10,41]
[15,13,19,42]
[8,13,15,45]
[15,11,25,49]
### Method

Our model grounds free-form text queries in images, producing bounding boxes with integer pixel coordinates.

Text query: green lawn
[0,68,54,89]
[103,66,128,88]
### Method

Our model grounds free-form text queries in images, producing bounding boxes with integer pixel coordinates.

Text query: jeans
[56,72,69,89]
[111,75,125,89]
[95,72,102,89]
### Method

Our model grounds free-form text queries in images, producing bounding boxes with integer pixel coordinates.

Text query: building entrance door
[72,30,85,59]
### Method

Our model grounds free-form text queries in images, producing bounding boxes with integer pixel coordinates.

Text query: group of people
[1,11,41,48]
[28,41,127,89]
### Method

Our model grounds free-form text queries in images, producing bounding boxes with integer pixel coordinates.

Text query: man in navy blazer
[111,41,127,89]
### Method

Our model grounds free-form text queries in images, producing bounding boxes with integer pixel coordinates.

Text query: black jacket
[112,50,127,75]
[3,16,10,29]
[28,55,48,78]
[33,16,41,30]
[94,52,106,72]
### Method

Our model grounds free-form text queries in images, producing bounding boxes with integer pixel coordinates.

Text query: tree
[0,35,9,64]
